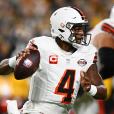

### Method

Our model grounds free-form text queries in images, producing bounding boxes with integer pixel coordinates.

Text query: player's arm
[0,56,16,75]
[80,64,107,100]
[92,32,114,79]
[98,47,114,79]
[92,32,114,49]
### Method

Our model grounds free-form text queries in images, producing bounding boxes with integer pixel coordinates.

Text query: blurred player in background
[0,7,107,114]
[89,5,114,114]
[89,4,114,98]
[90,5,114,79]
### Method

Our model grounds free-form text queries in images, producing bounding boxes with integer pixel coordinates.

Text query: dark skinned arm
[80,64,107,100]
[0,59,14,75]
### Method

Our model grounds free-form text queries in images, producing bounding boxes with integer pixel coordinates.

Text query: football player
[90,5,114,79]
[76,6,114,114]
[0,7,107,114]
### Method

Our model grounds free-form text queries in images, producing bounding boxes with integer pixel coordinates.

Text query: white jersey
[26,36,97,105]
[89,18,114,43]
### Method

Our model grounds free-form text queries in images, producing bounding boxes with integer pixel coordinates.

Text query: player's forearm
[0,56,16,75]
[98,47,114,79]
[0,59,14,75]
[93,85,107,100]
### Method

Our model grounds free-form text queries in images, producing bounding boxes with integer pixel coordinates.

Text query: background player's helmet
[50,7,91,48]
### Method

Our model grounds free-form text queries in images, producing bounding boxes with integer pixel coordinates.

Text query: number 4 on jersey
[54,69,75,104]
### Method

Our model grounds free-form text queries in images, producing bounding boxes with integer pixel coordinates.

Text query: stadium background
[0,0,114,114]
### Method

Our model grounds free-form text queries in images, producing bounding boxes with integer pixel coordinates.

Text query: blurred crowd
[0,0,114,114]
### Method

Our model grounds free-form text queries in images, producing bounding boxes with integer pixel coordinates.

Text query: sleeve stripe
[102,23,114,35]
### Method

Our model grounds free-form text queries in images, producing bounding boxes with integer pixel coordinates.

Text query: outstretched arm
[92,32,114,49]
[92,32,114,79]
[80,64,107,100]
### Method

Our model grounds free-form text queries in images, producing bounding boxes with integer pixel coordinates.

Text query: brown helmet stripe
[73,7,86,20]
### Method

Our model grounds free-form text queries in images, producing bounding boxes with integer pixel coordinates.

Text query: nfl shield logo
[77,59,87,67]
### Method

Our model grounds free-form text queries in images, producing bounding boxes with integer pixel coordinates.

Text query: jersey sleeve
[82,45,98,72]
[101,23,114,35]
[26,38,38,50]
[26,36,48,51]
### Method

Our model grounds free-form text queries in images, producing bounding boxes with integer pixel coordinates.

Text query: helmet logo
[60,23,65,28]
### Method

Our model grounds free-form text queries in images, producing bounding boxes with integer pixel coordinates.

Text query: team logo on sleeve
[77,59,87,67]
[49,55,58,64]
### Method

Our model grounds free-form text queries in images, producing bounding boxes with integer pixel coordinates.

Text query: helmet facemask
[66,22,91,47]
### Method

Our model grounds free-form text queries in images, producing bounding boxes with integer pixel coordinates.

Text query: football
[14,49,40,80]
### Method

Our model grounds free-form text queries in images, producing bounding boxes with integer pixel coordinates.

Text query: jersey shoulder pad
[26,36,52,49]
[79,44,97,54]
[101,19,114,35]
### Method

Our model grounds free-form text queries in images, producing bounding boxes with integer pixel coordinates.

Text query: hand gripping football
[14,49,40,80]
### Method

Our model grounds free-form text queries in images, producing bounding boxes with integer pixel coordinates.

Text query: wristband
[9,56,16,68]
[88,85,97,96]
[6,100,20,114]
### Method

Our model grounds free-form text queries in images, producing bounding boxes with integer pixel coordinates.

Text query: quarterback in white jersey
[0,7,107,114]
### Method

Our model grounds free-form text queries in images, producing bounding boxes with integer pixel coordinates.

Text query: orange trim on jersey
[55,70,67,95]
[102,23,114,35]
[54,69,75,104]
[55,70,73,95]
